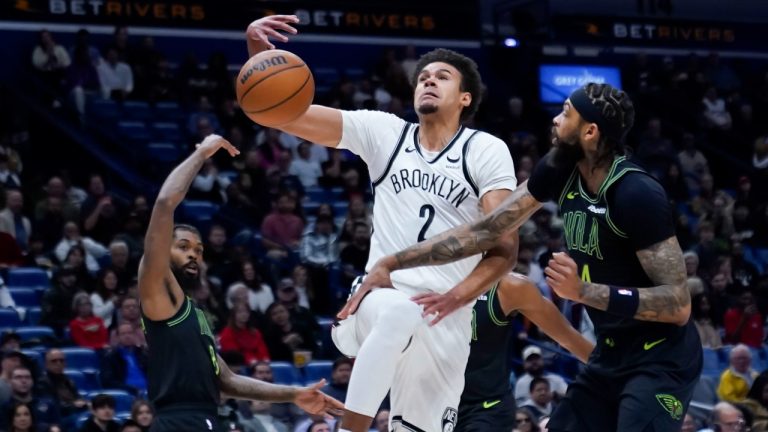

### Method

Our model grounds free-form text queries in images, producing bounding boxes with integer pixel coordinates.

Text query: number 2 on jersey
[418,204,435,242]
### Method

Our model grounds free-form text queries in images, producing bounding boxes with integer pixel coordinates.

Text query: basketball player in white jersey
[246,17,517,432]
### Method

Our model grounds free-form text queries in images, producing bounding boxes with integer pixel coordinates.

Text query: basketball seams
[238,62,308,104]
[243,71,312,115]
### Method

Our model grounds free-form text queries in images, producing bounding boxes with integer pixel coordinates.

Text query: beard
[417,102,438,116]
[550,127,584,170]
[171,264,201,293]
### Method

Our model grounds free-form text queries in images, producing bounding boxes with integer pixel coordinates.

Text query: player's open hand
[246,15,300,52]
[545,252,583,301]
[196,134,240,159]
[293,379,345,418]
[412,291,464,326]
[337,260,394,319]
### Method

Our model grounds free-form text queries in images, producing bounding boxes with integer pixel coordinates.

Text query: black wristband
[607,286,639,317]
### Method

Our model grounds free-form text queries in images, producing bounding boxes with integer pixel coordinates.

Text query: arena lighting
[503,37,519,47]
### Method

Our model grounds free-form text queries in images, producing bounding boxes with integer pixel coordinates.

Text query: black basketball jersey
[530,153,701,373]
[461,283,515,403]
[142,296,221,411]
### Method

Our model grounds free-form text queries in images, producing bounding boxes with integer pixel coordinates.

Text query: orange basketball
[236,49,314,127]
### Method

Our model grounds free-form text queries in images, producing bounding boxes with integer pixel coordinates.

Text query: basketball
[236,49,314,127]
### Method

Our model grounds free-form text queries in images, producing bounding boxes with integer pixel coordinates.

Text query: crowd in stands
[0,24,767,432]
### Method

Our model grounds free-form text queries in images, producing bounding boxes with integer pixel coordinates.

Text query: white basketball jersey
[338,110,517,295]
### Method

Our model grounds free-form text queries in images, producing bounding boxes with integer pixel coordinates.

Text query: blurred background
[0,0,767,431]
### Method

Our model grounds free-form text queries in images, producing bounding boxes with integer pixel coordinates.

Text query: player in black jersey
[139,132,343,432]
[457,274,593,432]
[354,83,702,431]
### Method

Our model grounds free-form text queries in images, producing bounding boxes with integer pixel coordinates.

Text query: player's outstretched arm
[244,15,343,148]
[217,355,344,417]
[500,275,594,363]
[138,135,239,320]
[546,236,690,326]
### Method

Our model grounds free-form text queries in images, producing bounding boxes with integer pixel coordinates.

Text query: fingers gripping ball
[236,49,314,127]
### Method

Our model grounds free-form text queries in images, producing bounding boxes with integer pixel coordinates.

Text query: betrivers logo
[240,55,289,85]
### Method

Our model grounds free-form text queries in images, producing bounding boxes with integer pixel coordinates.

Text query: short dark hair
[581,83,635,168]
[411,48,483,122]
[91,394,116,410]
[332,357,353,371]
[530,376,550,392]
[173,224,201,239]
[352,222,370,232]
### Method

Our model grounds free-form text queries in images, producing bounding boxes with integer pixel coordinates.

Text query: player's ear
[460,91,471,108]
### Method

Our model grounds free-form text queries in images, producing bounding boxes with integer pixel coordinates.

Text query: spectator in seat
[718,344,759,403]
[190,159,230,204]
[289,265,312,309]
[514,346,568,405]
[36,349,87,426]
[41,265,83,338]
[700,402,746,432]
[90,269,118,328]
[66,45,101,118]
[236,400,289,432]
[218,303,270,367]
[0,366,60,431]
[80,175,123,246]
[0,153,21,190]
[69,29,101,67]
[109,296,145,348]
[54,221,108,275]
[34,176,79,227]
[514,408,539,432]
[78,393,120,432]
[107,240,136,292]
[97,47,133,101]
[250,362,302,428]
[294,417,334,432]
[6,401,36,432]
[299,215,337,313]
[129,399,153,432]
[274,278,318,336]
[743,373,768,431]
[521,377,554,420]
[32,30,71,89]
[0,189,31,252]
[186,96,221,137]
[724,291,764,348]
[0,233,24,269]
[119,419,142,432]
[692,293,723,349]
[339,222,370,290]
[0,332,21,354]
[101,323,148,396]
[677,132,710,195]
[702,86,732,130]
[203,224,237,289]
[373,409,389,432]
[69,293,108,350]
[288,141,322,188]
[225,260,274,314]
[263,303,316,362]
[320,358,352,403]
[261,192,304,258]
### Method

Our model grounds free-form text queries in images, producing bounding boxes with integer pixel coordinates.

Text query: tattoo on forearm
[579,237,690,324]
[221,374,295,402]
[394,185,540,270]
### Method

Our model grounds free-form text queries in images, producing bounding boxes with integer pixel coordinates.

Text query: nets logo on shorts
[442,407,457,432]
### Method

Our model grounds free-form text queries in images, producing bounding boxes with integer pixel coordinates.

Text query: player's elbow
[672,302,691,326]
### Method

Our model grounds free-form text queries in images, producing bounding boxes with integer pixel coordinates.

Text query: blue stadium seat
[181,201,220,220]
[122,101,152,121]
[88,389,135,412]
[151,122,182,142]
[154,101,185,122]
[304,360,333,384]
[90,99,119,120]
[751,347,767,371]
[65,369,87,390]
[13,326,55,342]
[61,347,100,370]
[0,310,22,327]
[6,267,50,288]
[82,369,102,391]
[76,412,91,429]
[8,288,38,308]
[118,121,151,144]
[701,348,721,378]
[332,201,349,217]
[146,142,180,164]
[115,412,132,422]
[269,361,300,385]
[302,201,320,216]
[304,187,327,203]
[25,306,42,325]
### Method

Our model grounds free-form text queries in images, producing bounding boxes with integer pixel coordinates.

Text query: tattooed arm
[393,182,541,270]
[547,236,690,326]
